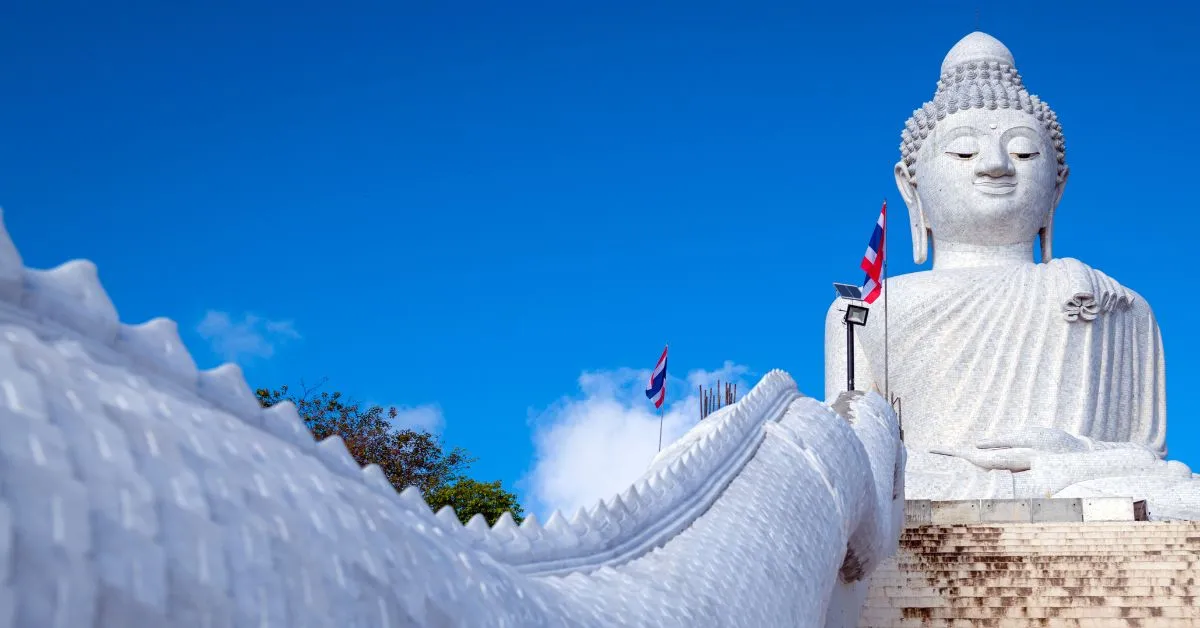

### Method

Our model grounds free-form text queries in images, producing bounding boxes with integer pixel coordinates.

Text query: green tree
[255,380,523,525]
[428,478,525,525]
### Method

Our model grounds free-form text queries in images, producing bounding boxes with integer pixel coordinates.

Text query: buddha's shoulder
[826,261,1153,304]
[883,267,995,298]
[1049,257,1155,314]
[823,270,967,322]
[882,260,1156,315]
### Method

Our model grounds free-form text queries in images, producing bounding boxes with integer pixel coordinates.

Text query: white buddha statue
[824,32,1199,518]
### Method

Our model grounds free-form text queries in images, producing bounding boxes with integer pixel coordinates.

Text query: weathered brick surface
[862,521,1200,627]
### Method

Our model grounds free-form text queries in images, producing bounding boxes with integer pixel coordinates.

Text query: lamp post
[843,303,870,392]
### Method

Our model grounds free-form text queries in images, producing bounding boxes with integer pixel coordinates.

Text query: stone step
[862,619,1200,628]
[907,524,1200,529]
[874,570,1195,580]
[865,594,1200,608]
[879,564,1196,574]
[867,585,1200,597]
[894,552,1197,558]
[871,578,1195,588]
[906,528,1200,533]
[862,606,1200,619]
[878,569,1197,579]
[907,528,1200,537]
[904,525,1200,530]
[890,552,1198,560]
[869,576,1195,587]
[898,547,1197,555]
[888,559,1195,569]
[912,522,1200,528]
[908,522,1200,528]
[902,533,1195,542]
[901,539,1198,546]
[889,555,1197,561]
[901,538,1199,545]
[883,556,1197,566]
[903,532,1200,541]
[900,544,1199,550]
[900,535,1200,542]
[864,519,1200,627]
[904,531,1200,538]
[870,579,1197,590]
[911,525,1200,530]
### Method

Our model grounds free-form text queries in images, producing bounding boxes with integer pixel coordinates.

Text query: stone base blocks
[910,497,1142,525]
[860,519,1200,627]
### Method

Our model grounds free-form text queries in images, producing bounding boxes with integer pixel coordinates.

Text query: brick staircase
[861,520,1200,627]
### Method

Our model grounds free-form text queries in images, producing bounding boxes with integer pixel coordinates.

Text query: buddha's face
[908,107,1063,247]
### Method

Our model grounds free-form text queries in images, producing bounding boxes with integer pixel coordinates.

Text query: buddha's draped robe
[825,258,1166,499]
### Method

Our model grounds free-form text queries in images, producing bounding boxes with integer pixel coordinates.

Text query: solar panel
[833,283,863,300]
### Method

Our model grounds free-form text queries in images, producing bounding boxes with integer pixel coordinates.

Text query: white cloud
[521,361,753,519]
[196,310,301,363]
[378,403,446,433]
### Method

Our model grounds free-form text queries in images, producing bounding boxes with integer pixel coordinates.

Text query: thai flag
[644,345,668,409]
[860,201,886,304]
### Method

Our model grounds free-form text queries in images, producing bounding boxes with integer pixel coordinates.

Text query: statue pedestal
[901,497,1145,525]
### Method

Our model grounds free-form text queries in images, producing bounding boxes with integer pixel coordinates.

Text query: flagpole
[883,199,890,405]
[657,342,667,453]
[657,406,664,452]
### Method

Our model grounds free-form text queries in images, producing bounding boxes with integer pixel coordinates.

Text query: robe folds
[825,257,1166,460]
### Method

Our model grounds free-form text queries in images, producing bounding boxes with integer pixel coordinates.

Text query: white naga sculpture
[826,31,1199,519]
[0,204,903,625]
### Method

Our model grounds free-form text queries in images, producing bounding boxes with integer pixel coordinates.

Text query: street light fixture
[833,283,872,393]
[844,304,869,327]
[843,303,870,391]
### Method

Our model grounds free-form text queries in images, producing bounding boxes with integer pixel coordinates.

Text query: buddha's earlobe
[1042,166,1069,262]
[894,161,929,265]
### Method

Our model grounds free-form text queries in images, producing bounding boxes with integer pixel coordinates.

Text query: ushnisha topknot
[900,32,1067,183]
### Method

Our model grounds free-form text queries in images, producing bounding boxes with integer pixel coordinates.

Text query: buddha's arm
[933,428,1163,474]
[977,430,1157,455]
[824,298,877,401]
[1022,449,1190,497]
[1079,438,1160,453]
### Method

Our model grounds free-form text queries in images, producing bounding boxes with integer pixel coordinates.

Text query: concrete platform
[910,497,1136,525]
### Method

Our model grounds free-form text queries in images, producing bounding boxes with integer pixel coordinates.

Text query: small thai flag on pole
[860,201,886,304]
[645,344,668,451]
[645,345,668,409]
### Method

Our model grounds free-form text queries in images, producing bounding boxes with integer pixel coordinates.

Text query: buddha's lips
[974,180,1017,194]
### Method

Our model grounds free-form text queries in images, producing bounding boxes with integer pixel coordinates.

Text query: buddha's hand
[929,427,1091,472]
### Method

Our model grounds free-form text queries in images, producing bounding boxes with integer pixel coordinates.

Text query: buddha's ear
[1040,166,1069,262]
[894,161,929,265]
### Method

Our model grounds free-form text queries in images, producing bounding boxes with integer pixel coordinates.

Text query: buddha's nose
[975,145,1016,178]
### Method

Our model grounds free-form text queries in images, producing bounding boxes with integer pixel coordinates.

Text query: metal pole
[846,321,856,392]
[657,342,668,451]
[657,407,664,452]
[883,198,890,403]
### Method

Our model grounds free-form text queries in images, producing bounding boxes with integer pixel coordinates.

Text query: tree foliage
[427,478,525,525]
[255,379,523,524]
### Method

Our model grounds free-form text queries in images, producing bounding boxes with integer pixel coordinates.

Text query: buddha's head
[895,32,1069,265]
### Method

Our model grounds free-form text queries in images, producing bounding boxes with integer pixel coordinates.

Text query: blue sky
[3,0,1197,516]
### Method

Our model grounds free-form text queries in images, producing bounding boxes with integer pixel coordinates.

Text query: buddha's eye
[944,136,979,160]
[1008,137,1040,161]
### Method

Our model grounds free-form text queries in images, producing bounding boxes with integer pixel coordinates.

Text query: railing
[699,380,738,420]
[0,207,907,628]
